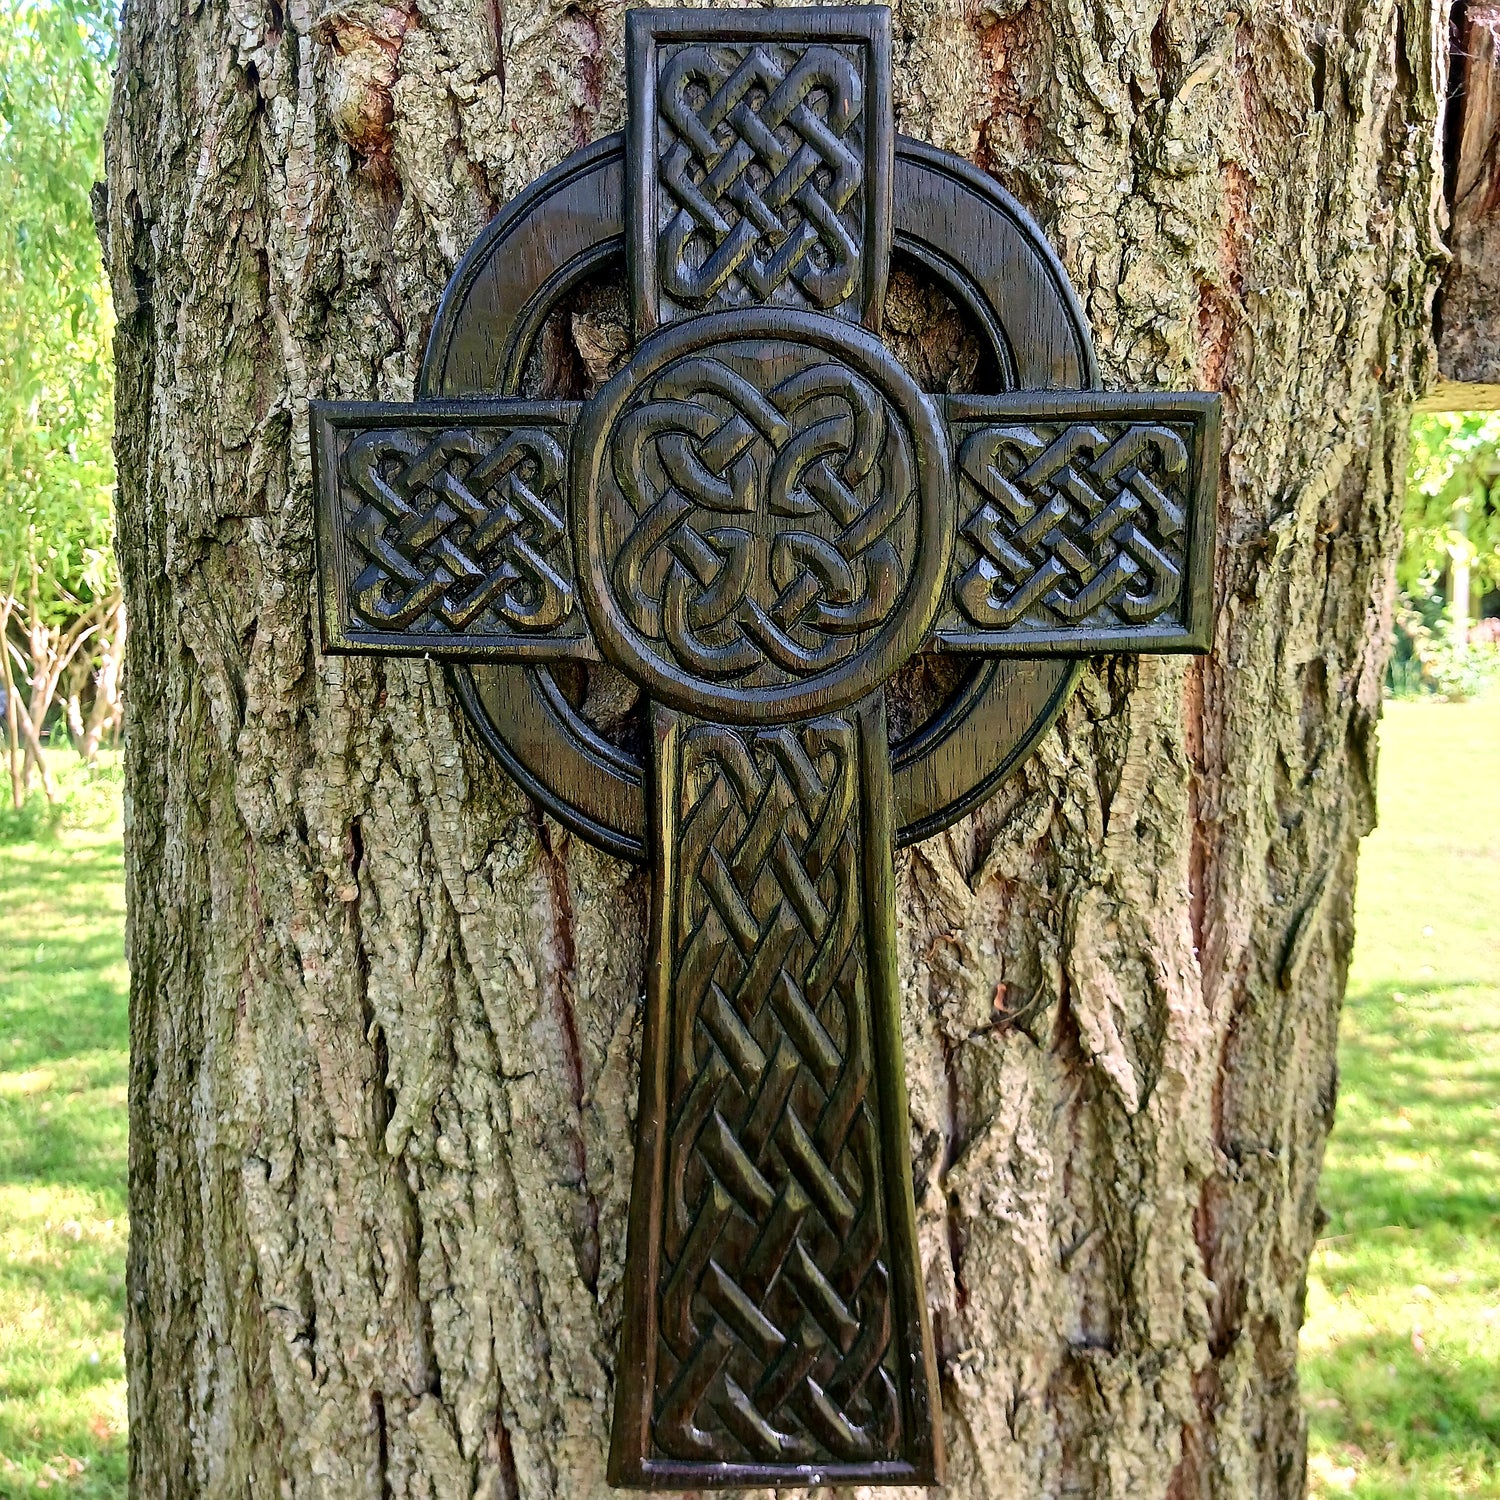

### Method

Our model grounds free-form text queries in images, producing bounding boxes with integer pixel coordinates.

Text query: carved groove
[652,712,898,1467]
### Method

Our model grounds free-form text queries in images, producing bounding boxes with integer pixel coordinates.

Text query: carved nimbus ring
[425,134,1095,859]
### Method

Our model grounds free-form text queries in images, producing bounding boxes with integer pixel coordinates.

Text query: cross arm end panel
[934,390,1221,656]
[311,399,597,661]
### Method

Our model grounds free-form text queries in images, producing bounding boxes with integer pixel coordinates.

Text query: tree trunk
[101,0,1445,1494]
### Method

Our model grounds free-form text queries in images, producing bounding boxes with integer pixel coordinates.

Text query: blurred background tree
[0,0,120,809]
[1392,412,1500,700]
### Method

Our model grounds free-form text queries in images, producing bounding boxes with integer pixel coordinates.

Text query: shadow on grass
[0,1343,125,1405]
[0,775,130,1496]
[0,1410,126,1500]
[1344,984,1494,1068]
[0,838,128,1068]
[0,984,127,1075]
[0,1098,130,1198]
[1307,943,1500,1497]
[1306,1331,1500,1462]
[0,800,68,846]
[0,761,123,849]
[0,1242,124,1316]
[1321,982,1500,1237]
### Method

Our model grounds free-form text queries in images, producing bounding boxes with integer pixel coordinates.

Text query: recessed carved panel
[934,394,1220,654]
[627,8,892,333]
[312,403,593,658]
[657,43,865,312]
[649,710,899,1468]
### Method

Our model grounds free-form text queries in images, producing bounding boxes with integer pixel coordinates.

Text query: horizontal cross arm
[312,399,598,661]
[931,391,1220,656]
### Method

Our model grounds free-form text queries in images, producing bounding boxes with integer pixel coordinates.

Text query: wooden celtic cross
[311,7,1219,1486]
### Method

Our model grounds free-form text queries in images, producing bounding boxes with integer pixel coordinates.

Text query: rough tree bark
[101,0,1446,1493]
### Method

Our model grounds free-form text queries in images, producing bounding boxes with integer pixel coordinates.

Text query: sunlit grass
[0,754,127,1497]
[1304,698,1500,1499]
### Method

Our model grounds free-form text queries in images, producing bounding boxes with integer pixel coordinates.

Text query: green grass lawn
[0,758,127,1496]
[1303,698,1500,1498]
[0,706,1496,1495]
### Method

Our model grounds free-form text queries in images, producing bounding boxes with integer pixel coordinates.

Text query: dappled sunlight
[0,1070,55,1096]
[1303,700,1500,1499]
[0,758,128,1494]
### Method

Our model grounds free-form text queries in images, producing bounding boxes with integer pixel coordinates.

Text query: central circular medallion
[571,308,955,724]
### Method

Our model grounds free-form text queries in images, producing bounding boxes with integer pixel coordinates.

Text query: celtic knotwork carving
[603,349,915,687]
[340,425,575,638]
[656,42,865,315]
[953,421,1191,633]
[311,20,1223,1485]
[654,713,898,1466]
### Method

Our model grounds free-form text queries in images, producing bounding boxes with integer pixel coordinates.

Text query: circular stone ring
[421,135,1094,859]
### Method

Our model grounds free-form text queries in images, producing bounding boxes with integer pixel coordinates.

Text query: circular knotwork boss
[571,308,955,723]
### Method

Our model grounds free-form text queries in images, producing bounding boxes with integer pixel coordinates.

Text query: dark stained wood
[429,131,1104,858]
[421,134,627,401]
[937,392,1220,655]
[312,400,589,658]
[569,306,953,725]
[610,695,939,1487]
[307,7,1222,1487]
[625,6,893,337]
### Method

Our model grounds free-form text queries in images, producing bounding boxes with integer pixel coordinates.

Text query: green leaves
[1403,414,1500,606]
[0,0,116,617]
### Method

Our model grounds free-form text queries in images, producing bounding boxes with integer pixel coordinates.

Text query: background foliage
[1392,414,1500,700]
[0,0,121,808]
[1403,415,1500,601]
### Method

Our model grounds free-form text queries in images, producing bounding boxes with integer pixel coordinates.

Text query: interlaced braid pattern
[340,426,574,638]
[653,714,899,1465]
[953,421,1191,632]
[604,352,916,685]
[656,43,866,313]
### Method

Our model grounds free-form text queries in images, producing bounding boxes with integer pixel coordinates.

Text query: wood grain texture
[101,0,1446,1491]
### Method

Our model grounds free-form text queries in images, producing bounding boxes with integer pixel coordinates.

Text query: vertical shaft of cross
[609,693,940,1485]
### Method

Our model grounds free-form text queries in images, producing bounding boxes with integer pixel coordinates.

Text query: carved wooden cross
[311,8,1219,1487]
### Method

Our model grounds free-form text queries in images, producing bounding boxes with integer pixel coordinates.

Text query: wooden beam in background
[1425,1,1500,411]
